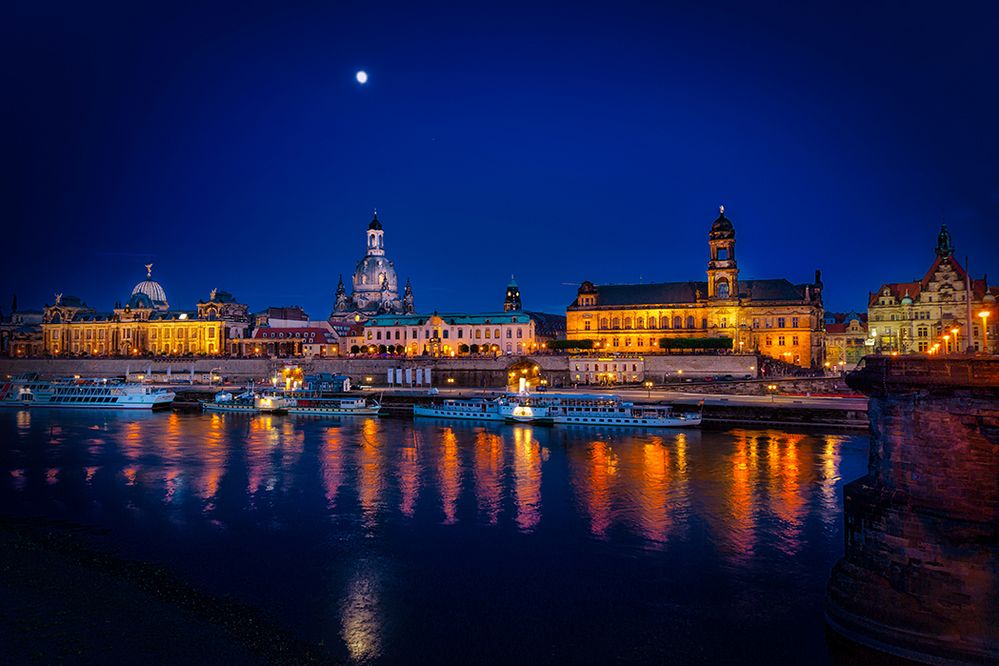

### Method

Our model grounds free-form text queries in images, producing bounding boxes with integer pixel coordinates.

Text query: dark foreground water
[0,410,870,664]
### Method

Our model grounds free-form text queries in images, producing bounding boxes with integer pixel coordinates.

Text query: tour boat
[0,374,175,410]
[286,393,381,416]
[202,389,292,414]
[413,397,504,421]
[415,393,701,428]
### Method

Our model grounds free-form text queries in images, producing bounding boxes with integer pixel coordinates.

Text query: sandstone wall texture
[828,356,999,663]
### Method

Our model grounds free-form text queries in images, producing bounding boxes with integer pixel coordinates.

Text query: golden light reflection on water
[323,427,345,509]
[15,409,30,432]
[474,430,503,525]
[358,418,384,530]
[397,429,421,518]
[199,411,226,505]
[2,413,857,562]
[636,438,671,544]
[572,440,618,538]
[438,428,461,524]
[819,435,844,527]
[512,426,543,531]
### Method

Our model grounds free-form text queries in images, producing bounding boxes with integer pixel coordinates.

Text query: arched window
[686,316,695,329]
[701,318,708,329]
[674,316,682,329]
[647,316,655,329]
[599,318,608,330]
[636,317,644,329]
[717,247,729,261]
[612,317,620,329]
[716,278,729,298]
[623,317,631,329]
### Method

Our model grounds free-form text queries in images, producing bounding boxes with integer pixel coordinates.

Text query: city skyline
[4,1,998,317]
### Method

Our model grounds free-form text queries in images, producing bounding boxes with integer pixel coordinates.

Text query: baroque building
[823,311,868,369]
[332,211,415,318]
[352,278,565,357]
[566,207,825,368]
[41,265,250,356]
[867,226,996,353]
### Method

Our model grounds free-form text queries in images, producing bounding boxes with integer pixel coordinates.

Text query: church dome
[130,264,168,308]
[710,205,735,239]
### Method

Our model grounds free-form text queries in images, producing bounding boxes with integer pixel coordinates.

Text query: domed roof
[368,210,382,230]
[710,205,735,239]
[130,264,168,308]
[353,255,398,292]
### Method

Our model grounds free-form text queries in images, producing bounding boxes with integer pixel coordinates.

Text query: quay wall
[827,356,999,663]
[0,354,761,387]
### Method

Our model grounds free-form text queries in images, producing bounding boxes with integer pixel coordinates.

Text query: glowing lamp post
[644,379,654,398]
[980,311,992,353]
[942,334,950,354]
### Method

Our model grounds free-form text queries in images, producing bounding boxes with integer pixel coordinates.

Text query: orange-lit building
[40,266,249,357]
[566,207,825,368]
[867,226,996,354]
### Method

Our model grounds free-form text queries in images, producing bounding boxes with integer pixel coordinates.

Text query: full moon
[355,70,368,84]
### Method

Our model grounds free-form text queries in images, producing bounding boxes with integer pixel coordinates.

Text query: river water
[0,409,870,663]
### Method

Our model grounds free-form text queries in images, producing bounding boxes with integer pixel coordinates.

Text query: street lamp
[644,379,654,398]
[980,311,992,353]
[950,327,959,353]
[942,334,950,354]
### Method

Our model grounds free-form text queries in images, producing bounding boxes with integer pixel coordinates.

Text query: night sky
[4,1,997,317]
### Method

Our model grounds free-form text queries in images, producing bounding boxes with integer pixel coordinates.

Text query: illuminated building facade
[566,207,825,368]
[355,279,565,356]
[867,226,996,353]
[823,312,868,369]
[332,211,416,318]
[40,266,249,356]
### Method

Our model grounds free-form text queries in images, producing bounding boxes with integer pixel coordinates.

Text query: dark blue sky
[4,1,997,317]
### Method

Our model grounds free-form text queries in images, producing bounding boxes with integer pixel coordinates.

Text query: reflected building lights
[438,428,461,524]
[474,430,504,525]
[398,430,421,518]
[358,418,384,530]
[512,426,542,531]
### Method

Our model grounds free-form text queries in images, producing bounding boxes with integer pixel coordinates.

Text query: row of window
[587,315,804,331]
[368,327,526,341]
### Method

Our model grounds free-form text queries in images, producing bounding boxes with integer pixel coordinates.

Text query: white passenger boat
[498,393,701,427]
[286,393,380,416]
[0,374,175,410]
[415,392,701,428]
[413,397,503,421]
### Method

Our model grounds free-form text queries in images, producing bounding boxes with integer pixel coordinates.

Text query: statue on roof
[935,225,954,258]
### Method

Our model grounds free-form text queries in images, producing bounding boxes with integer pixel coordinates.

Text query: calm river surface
[1,410,870,664]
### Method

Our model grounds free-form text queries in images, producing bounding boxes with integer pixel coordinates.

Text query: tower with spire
[707,205,739,299]
[504,276,522,312]
[332,210,412,318]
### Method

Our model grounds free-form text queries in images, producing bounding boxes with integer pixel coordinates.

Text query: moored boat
[498,393,701,427]
[0,373,175,410]
[287,393,380,416]
[413,397,503,421]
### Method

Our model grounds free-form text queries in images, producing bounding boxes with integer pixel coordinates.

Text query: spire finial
[373,208,378,218]
[719,205,725,215]
[145,263,153,278]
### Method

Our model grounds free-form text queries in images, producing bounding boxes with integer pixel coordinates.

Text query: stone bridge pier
[827,356,999,663]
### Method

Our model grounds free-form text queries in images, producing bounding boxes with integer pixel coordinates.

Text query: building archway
[506,358,542,392]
